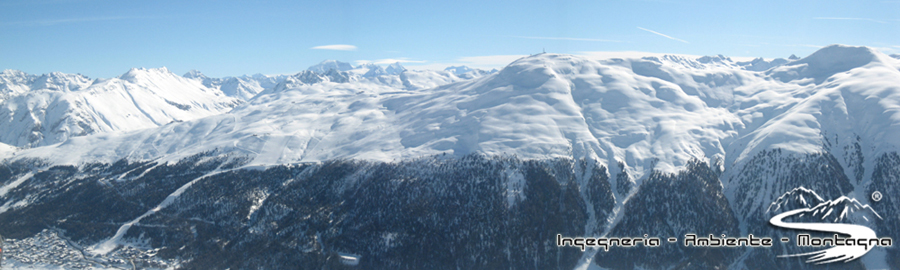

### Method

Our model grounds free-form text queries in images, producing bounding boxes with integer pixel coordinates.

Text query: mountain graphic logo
[767,187,891,264]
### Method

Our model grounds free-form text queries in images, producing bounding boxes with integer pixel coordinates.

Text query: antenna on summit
[542,48,545,54]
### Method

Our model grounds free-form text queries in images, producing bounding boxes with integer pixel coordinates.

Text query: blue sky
[1,0,898,78]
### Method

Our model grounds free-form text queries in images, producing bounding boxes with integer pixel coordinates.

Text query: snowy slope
[0,70,35,100]
[728,45,900,167]
[0,67,240,148]
[0,142,15,156]
[6,45,900,179]
[4,45,900,269]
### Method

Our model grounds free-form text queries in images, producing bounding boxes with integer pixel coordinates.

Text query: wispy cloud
[813,17,887,24]
[311,44,358,51]
[874,46,900,54]
[2,16,146,26]
[637,27,688,44]
[509,36,623,43]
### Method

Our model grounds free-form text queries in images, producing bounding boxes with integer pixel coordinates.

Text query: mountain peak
[308,60,353,73]
[697,54,733,64]
[358,63,386,77]
[183,69,207,79]
[635,54,737,70]
[0,70,33,91]
[357,63,379,69]
[1,69,26,76]
[736,57,789,71]
[768,45,884,83]
[30,72,92,92]
[797,44,880,68]
[118,67,175,82]
[386,62,406,75]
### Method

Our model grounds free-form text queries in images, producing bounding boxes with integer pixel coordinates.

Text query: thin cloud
[637,27,689,44]
[510,36,623,43]
[3,16,146,26]
[813,17,887,24]
[875,46,900,54]
[311,44,358,51]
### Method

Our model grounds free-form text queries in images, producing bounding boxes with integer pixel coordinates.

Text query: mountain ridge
[3,45,899,177]
[2,44,899,269]
[0,67,241,148]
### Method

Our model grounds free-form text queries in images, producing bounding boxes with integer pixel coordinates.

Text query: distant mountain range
[0,62,495,150]
[1,45,899,269]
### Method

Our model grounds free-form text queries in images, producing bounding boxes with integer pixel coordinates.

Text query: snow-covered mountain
[385,62,406,75]
[307,60,354,73]
[353,63,387,77]
[0,67,241,148]
[0,70,92,101]
[736,57,791,71]
[286,61,490,91]
[443,65,498,79]
[2,44,900,269]
[183,70,288,101]
[0,142,15,155]
[10,45,897,176]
